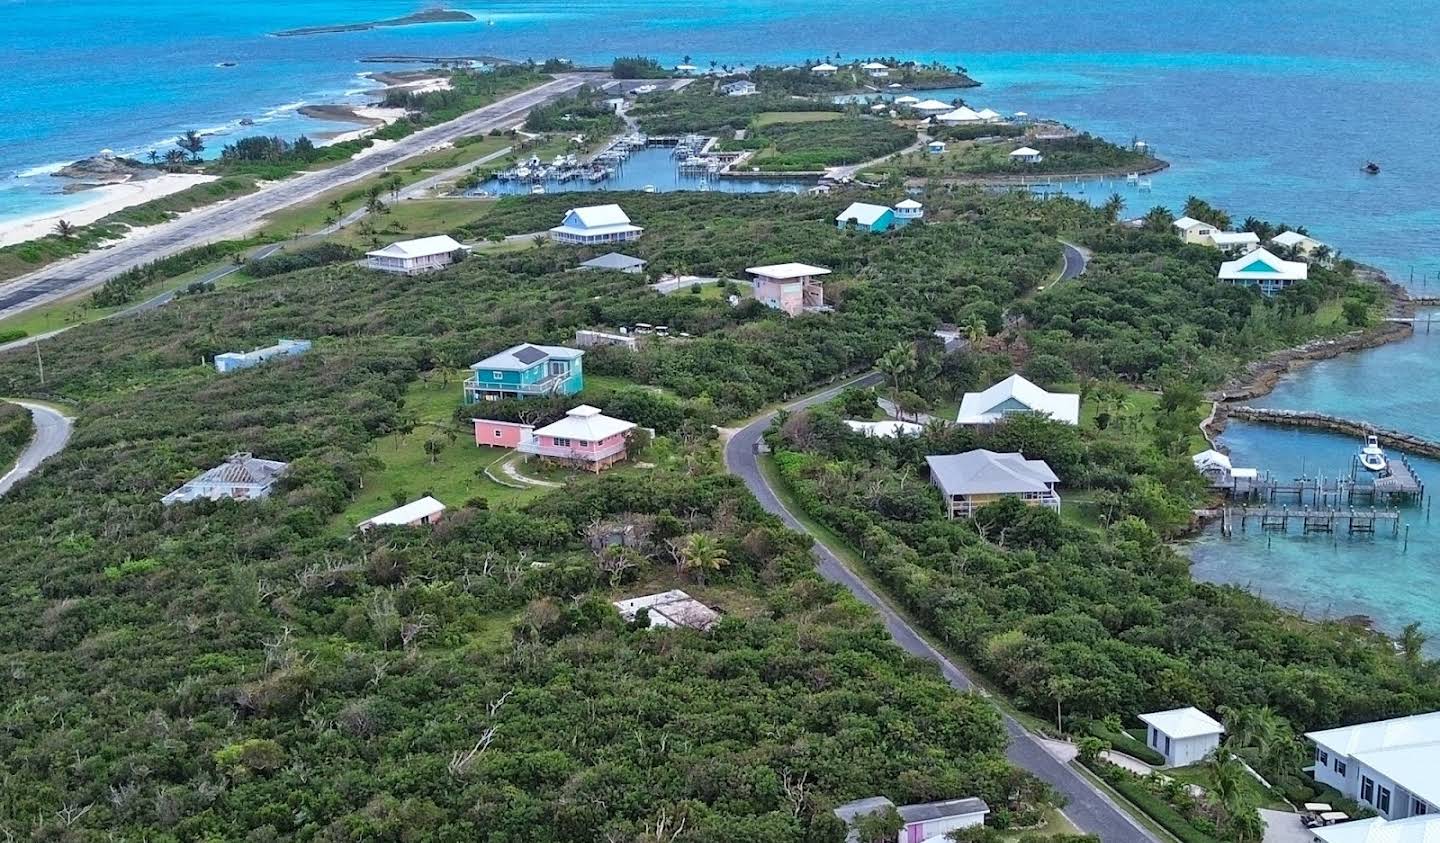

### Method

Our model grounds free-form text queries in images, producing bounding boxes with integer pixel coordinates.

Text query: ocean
[7,0,1440,636]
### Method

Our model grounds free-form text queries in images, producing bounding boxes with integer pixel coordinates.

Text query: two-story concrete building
[746,262,831,316]
[465,343,584,404]
[1307,711,1440,821]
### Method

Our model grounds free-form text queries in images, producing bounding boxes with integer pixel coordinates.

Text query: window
[1361,776,1374,803]
[1335,759,1347,776]
[1164,735,1171,755]
[1414,799,1429,816]
[553,437,571,447]
[492,371,506,379]
[1377,786,1391,814]
[493,429,503,438]
[1317,748,1329,766]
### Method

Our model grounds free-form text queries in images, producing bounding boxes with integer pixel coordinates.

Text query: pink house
[523,405,636,472]
[746,262,832,316]
[474,419,535,448]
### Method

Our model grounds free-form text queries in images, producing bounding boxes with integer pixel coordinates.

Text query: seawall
[1220,407,1440,460]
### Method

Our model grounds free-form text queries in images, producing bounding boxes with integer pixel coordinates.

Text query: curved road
[1058,239,1092,281]
[0,74,599,321]
[0,401,73,496]
[724,375,1155,843]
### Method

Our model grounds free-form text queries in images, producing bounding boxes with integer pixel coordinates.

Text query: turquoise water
[9,0,1440,633]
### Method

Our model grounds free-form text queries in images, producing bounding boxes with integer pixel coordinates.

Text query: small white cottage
[1139,707,1225,767]
[365,235,468,275]
[1009,146,1044,164]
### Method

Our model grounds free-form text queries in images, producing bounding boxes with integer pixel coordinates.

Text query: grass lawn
[1000,807,1082,841]
[582,374,677,397]
[1165,764,1291,811]
[752,111,843,127]
[328,200,497,249]
[334,378,546,530]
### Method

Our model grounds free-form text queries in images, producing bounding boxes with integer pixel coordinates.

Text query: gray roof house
[576,252,649,274]
[161,452,288,505]
[834,795,989,843]
[926,449,1060,519]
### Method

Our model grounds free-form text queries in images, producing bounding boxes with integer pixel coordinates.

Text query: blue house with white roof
[835,202,896,233]
[465,343,585,404]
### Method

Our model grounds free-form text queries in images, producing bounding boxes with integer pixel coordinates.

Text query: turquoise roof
[1239,259,1274,273]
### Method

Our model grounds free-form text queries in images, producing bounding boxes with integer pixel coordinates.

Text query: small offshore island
[271,8,476,38]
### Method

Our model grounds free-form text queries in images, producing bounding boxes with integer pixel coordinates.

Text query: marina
[473,136,814,196]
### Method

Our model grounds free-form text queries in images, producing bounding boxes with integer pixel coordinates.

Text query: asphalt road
[723,375,1156,843]
[1059,240,1091,280]
[0,401,73,496]
[0,74,598,322]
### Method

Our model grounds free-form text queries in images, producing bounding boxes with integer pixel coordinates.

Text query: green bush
[1083,759,1218,843]
[1085,721,1166,766]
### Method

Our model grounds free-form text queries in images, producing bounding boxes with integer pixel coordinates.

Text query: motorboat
[1359,434,1388,472]
[1363,161,1381,175]
[530,184,546,195]
[642,184,657,193]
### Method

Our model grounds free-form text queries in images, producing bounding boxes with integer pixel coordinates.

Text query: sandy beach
[0,173,218,248]
[319,106,413,145]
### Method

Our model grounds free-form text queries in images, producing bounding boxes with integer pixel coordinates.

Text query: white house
[1139,707,1225,767]
[936,106,983,124]
[161,453,288,505]
[1191,449,1258,486]
[1314,815,1440,843]
[834,796,989,843]
[861,61,890,78]
[720,80,757,96]
[811,63,839,75]
[1307,711,1440,821]
[365,235,468,275]
[548,204,643,245]
[214,338,311,374]
[975,107,1002,122]
[1173,216,1217,245]
[1271,229,1325,256]
[926,449,1060,519]
[1009,146,1044,164]
[845,419,924,438]
[1218,247,1309,295]
[927,140,947,154]
[613,589,719,630]
[358,496,446,531]
[894,198,924,224]
[911,99,955,117]
[1208,230,1261,254]
[956,374,1079,426]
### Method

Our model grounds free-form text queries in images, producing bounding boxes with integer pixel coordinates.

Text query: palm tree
[176,129,205,162]
[328,199,343,217]
[146,150,160,165]
[679,533,728,586]
[964,314,987,345]
[1400,622,1428,669]
[53,219,77,240]
[1101,193,1125,223]
[875,342,915,410]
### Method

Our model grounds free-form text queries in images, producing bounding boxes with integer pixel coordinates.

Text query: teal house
[835,202,896,233]
[465,343,585,404]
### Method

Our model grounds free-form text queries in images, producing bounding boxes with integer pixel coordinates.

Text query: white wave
[16,161,71,178]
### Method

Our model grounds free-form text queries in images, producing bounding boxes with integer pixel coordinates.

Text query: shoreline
[905,158,1169,187]
[0,174,218,248]
[272,9,475,37]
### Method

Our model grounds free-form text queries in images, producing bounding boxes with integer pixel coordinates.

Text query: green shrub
[1083,759,1218,843]
[1084,721,1166,767]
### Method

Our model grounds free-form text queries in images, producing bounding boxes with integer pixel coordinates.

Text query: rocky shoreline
[1203,266,1413,440]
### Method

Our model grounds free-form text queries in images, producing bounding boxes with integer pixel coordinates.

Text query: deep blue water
[9,0,1440,635]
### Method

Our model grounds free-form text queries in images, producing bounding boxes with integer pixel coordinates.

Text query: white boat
[642,184,657,193]
[1359,435,1388,473]
[530,184,546,195]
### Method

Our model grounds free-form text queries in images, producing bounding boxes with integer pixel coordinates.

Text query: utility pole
[34,341,44,387]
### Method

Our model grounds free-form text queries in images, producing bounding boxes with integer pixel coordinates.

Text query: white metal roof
[846,419,923,438]
[836,202,893,226]
[1271,230,1321,248]
[366,235,467,259]
[937,106,983,122]
[1010,146,1042,156]
[861,62,889,69]
[1172,216,1211,230]
[534,404,635,442]
[1210,231,1260,246]
[894,95,920,104]
[895,198,923,209]
[359,496,446,529]
[1139,707,1225,739]
[976,108,1002,119]
[956,374,1079,425]
[811,63,838,71]
[913,99,954,111]
[747,262,832,280]
[926,449,1058,497]
[561,203,633,228]
[1219,247,1309,282]
[1352,742,1440,808]
[470,343,583,371]
[579,252,647,270]
[1192,449,1233,470]
[1314,816,1440,843]
[1306,710,1440,756]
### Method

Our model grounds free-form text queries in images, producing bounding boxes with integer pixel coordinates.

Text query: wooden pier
[1220,506,1400,537]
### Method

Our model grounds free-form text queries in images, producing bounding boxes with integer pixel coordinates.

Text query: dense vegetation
[0,401,34,473]
[876,134,1160,180]
[522,88,625,137]
[0,187,1413,838]
[723,118,916,171]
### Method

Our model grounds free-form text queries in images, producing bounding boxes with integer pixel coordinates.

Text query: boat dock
[1220,506,1401,537]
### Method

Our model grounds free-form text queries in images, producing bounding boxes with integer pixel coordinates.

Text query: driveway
[1261,808,1313,843]
[723,374,1156,843]
[0,401,73,496]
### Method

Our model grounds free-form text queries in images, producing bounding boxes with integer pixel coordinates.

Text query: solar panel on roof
[512,346,547,364]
